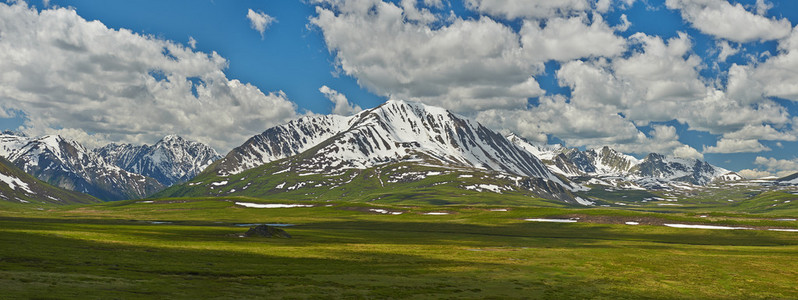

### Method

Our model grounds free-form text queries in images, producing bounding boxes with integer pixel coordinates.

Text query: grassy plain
[1,198,797,299]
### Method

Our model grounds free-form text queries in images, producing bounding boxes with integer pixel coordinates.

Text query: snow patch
[524,218,578,223]
[235,202,313,208]
[663,224,751,230]
[0,173,33,194]
[210,181,228,186]
[369,209,403,215]
[574,197,594,206]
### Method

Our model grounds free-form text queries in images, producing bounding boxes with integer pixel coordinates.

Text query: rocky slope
[95,135,221,186]
[160,100,582,204]
[0,156,98,205]
[0,134,164,201]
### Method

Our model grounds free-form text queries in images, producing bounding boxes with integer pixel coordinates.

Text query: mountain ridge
[95,135,221,186]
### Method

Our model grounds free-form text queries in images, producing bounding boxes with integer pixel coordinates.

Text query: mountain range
[0,133,219,201]
[0,100,768,205]
[95,135,221,186]
[157,100,744,205]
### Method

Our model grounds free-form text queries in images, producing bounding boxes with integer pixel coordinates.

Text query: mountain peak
[159,134,185,144]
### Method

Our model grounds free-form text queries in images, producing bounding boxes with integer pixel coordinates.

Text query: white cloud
[673,144,704,160]
[727,28,798,103]
[665,0,792,42]
[247,9,276,38]
[423,0,444,9]
[716,40,738,62]
[737,168,772,179]
[311,0,545,113]
[319,85,362,116]
[703,138,771,153]
[400,0,437,24]
[753,156,798,177]
[520,14,626,62]
[615,14,632,32]
[188,36,197,49]
[310,0,629,114]
[464,0,592,20]
[0,2,298,152]
[476,99,701,158]
[723,124,796,141]
[755,0,773,16]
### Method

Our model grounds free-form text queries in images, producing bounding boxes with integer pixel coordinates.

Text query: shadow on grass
[0,229,657,299]
[2,215,797,248]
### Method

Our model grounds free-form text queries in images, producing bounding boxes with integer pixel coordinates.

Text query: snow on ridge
[0,173,33,194]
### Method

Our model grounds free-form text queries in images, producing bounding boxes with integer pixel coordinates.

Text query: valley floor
[1,198,797,299]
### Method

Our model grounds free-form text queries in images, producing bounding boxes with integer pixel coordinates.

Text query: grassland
[1,198,797,299]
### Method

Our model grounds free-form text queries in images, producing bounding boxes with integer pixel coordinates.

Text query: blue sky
[1,0,797,177]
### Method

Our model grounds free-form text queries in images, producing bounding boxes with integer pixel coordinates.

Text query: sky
[0,0,797,178]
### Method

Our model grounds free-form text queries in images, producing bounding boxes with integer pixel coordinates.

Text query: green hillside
[0,157,99,206]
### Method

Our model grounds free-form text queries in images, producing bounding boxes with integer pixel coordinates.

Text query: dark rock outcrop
[244,225,292,238]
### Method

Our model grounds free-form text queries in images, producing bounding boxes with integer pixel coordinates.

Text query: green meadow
[1,198,797,299]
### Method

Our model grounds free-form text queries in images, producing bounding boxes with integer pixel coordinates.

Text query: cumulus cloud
[520,14,626,61]
[319,85,362,116]
[665,0,792,42]
[247,9,276,38]
[310,0,629,114]
[755,0,773,16]
[464,0,592,20]
[188,36,197,49]
[728,28,798,103]
[716,40,738,62]
[753,156,798,177]
[673,144,704,160]
[723,124,796,141]
[311,0,545,113]
[615,14,632,32]
[0,2,298,152]
[703,138,771,153]
[737,168,773,179]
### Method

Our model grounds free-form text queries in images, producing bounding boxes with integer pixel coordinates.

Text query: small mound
[244,225,292,238]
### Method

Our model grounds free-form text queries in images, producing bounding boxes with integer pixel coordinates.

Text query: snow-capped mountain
[0,133,164,201]
[213,114,354,175]
[632,153,739,185]
[221,100,567,184]
[95,135,221,186]
[508,135,741,185]
[163,100,581,203]
[776,172,798,185]
[296,100,565,182]
[0,156,97,205]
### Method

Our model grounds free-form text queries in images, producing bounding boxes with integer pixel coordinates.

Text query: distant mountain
[0,156,98,205]
[508,135,741,186]
[0,134,164,201]
[159,100,582,204]
[95,135,221,186]
[776,172,798,185]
